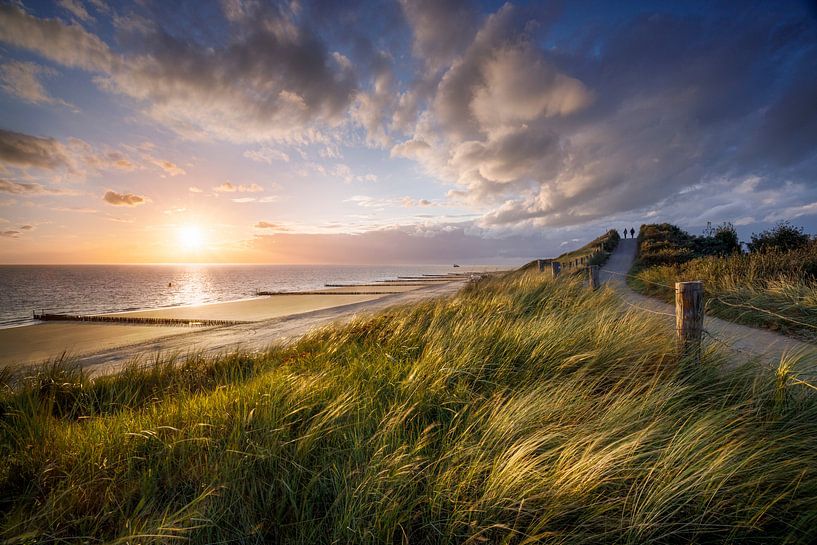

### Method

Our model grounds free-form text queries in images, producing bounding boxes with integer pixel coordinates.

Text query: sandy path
[53,280,469,376]
[601,238,816,366]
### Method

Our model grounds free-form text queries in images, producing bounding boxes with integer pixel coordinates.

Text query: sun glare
[178,225,205,251]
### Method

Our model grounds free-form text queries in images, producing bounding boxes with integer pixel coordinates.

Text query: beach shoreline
[0,280,466,370]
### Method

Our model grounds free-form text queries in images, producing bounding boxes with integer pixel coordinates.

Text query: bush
[748,221,811,253]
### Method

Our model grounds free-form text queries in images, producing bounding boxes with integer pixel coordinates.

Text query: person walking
[630,227,635,239]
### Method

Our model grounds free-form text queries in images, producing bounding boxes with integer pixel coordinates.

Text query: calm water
[0,264,502,328]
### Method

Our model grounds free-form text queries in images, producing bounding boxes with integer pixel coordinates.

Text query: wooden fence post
[551,261,561,278]
[675,281,703,363]
[587,265,599,290]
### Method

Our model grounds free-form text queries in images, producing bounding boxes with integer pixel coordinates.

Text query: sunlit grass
[630,247,817,341]
[2,272,816,543]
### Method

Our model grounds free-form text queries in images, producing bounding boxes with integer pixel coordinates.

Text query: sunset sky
[0,0,816,264]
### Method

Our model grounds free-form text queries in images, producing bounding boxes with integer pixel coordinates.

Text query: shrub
[748,221,811,253]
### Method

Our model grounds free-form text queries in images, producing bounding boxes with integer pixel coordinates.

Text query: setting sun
[178,225,205,251]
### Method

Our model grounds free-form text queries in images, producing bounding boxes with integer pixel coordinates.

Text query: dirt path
[73,280,468,376]
[601,238,816,367]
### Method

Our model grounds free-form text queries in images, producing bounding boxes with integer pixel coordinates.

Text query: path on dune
[76,280,467,376]
[601,238,816,367]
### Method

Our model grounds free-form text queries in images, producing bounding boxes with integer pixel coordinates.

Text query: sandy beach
[0,322,191,367]
[0,283,454,369]
[105,293,384,322]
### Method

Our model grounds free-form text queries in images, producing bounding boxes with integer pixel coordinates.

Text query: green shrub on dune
[631,223,817,339]
[2,272,817,543]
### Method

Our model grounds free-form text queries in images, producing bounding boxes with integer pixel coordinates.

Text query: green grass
[521,229,620,272]
[2,272,817,543]
[630,237,817,341]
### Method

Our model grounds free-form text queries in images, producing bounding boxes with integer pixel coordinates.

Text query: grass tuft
[2,271,817,543]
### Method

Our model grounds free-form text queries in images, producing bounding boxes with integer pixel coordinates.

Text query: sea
[0,264,507,328]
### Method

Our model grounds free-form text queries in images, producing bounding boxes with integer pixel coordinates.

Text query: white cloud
[0,61,75,109]
[243,146,290,164]
[214,182,264,193]
[58,0,94,22]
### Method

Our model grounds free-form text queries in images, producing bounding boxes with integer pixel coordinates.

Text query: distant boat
[453,264,460,267]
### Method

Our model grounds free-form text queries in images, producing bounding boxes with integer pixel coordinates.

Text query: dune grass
[2,272,817,543]
[630,244,817,341]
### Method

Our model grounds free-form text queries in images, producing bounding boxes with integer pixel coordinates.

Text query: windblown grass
[631,246,817,341]
[2,272,817,543]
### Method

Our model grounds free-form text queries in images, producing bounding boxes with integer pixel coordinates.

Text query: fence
[32,311,249,327]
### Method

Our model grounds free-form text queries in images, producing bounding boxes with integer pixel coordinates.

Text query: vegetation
[748,221,811,253]
[520,229,620,272]
[3,272,817,543]
[635,223,740,269]
[631,223,817,340]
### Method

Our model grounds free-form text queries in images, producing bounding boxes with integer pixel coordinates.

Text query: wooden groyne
[256,290,401,296]
[33,311,249,327]
[324,283,450,287]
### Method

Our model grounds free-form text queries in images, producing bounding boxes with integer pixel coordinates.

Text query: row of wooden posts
[534,256,705,364]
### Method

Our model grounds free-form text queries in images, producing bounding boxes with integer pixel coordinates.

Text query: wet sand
[105,294,383,322]
[1,293,386,368]
[319,285,425,294]
[0,278,477,372]
[0,322,190,367]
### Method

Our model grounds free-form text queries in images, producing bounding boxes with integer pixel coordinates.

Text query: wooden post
[675,281,704,363]
[587,265,599,290]
[551,261,561,278]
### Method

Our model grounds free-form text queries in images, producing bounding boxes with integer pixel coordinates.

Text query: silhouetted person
[630,227,635,239]
[622,229,627,239]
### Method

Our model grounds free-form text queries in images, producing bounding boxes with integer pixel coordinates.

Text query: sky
[0,0,815,264]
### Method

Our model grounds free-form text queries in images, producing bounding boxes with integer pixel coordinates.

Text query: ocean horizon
[0,263,511,328]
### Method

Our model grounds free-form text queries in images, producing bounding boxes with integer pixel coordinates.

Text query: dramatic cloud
[0,4,114,71]
[393,1,817,229]
[103,190,146,206]
[1,0,816,258]
[0,129,171,179]
[0,128,70,170]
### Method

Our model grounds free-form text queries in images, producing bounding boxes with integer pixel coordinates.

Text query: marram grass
[630,247,817,341]
[2,272,817,544]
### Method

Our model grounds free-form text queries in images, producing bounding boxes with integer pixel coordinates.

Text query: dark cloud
[399,0,480,73]
[1,1,816,236]
[0,179,75,195]
[0,128,69,170]
[103,190,146,206]
[0,230,20,238]
[394,1,817,229]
